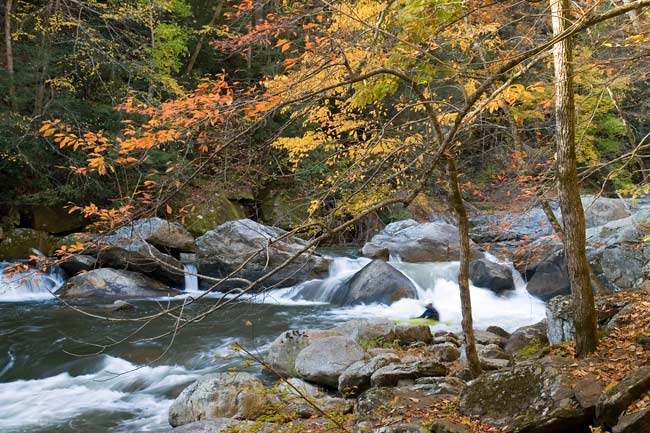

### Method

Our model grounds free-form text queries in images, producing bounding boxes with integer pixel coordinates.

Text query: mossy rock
[183,195,247,236]
[259,191,310,230]
[29,205,89,234]
[0,228,58,259]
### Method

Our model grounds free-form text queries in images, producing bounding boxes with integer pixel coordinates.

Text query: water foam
[0,355,203,432]
[0,262,65,302]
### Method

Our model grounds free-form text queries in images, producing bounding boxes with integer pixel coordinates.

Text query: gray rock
[596,366,650,428]
[525,252,570,301]
[361,219,482,263]
[485,326,511,339]
[330,260,418,306]
[265,329,341,377]
[59,254,97,276]
[413,376,466,396]
[332,319,397,345]
[59,268,177,299]
[163,419,274,433]
[469,259,515,293]
[168,373,270,427]
[195,219,329,289]
[373,424,427,433]
[338,353,401,397]
[477,344,510,360]
[94,234,185,286]
[473,330,506,348]
[546,295,576,344]
[370,359,447,387]
[600,246,646,290]
[429,419,471,433]
[108,300,136,312]
[478,357,510,371]
[612,407,650,433]
[274,378,353,417]
[394,323,433,345]
[115,218,195,252]
[606,303,637,331]
[294,336,365,388]
[427,343,461,362]
[460,360,588,432]
[505,321,549,355]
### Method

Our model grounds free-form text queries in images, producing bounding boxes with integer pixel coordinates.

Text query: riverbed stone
[273,378,354,418]
[525,252,570,301]
[460,360,589,432]
[294,336,365,388]
[427,342,461,362]
[413,376,466,396]
[370,359,448,387]
[163,419,275,433]
[361,219,482,263]
[338,353,401,397]
[473,330,507,348]
[330,260,418,306]
[469,258,515,293]
[195,219,329,289]
[265,329,341,377]
[59,268,178,299]
[169,373,270,427]
[394,323,433,345]
[59,254,97,276]
[505,320,549,356]
[332,319,397,345]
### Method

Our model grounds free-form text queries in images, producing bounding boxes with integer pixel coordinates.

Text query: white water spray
[0,262,65,302]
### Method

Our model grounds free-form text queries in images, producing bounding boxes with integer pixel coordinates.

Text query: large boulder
[469,259,515,293]
[195,219,329,289]
[294,336,365,388]
[330,260,418,306]
[361,219,482,263]
[332,319,397,345]
[504,321,549,356]
[163,419,274,433]
[59,254,97,276]
[116,218,195,252]
[580,196,629,228]
[460,360,590,432]
[168,373,270,427]
[525,252,570,301]
[59,268,178,299]
[265,329,341,377]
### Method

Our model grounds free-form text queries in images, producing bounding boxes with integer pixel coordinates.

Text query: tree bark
[4,0,16,109]
[551,0,598,356]
[447,156,482,378]
[185,0,225,76]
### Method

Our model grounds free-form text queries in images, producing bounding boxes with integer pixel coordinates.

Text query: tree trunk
[447,156,482,378]
[185,0,225,76]
[4,0,16,109]
[551,0,598,357]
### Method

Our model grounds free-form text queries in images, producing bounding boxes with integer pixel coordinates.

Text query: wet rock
[59,268,178,299]
[505,320,549,355]
[265,329,341,377]
[330,260,418,306]
[370,359,447,387]
[195,219,329,289]
[596,366,650,428]
[361,219,482,263]
[108,300,136,312]
[59,254,97,276]
[460,360,589,432]
[294,336,365,388]
[338,353,401,397]
[168,373,270,427]
[110,218,194,252]
[525,252,571,301]
[469,259,515,293]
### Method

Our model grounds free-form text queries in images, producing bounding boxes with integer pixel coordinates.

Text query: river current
[0,254,545,433]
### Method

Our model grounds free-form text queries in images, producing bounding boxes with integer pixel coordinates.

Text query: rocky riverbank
[164,289,650,433]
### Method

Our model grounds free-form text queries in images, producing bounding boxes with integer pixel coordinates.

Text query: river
[0,255,545,433]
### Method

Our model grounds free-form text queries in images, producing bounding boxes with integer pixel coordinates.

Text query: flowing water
[0,254,545,433]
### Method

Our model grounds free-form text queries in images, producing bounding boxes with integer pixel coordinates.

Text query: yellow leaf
[245,320,253,327]
[166,204,173,214]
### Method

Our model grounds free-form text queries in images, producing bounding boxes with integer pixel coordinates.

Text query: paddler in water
[418,301,440,321]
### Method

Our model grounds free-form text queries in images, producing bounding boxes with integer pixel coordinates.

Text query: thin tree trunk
[185,0,225,76]
[4,0,16,109]
[551,0,598,357]
[447,156,482,378]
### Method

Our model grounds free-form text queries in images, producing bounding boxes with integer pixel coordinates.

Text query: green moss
[516,339,542,358]
[0,228,58,259]
[182,195,247,236]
